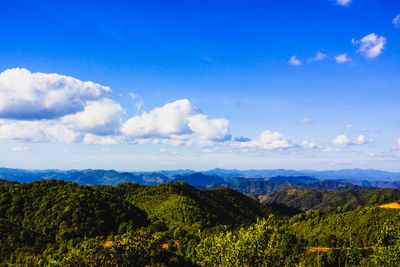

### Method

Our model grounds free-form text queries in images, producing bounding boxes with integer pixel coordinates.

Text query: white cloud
[393,14,400,28]
[308,52,327,63]
[333,134,368,146]
[11,146,31,152]
[0,120,79,143]
[121,99,231,142]
[335,53,352,63]
[121,99,195,138]
[352,33,387,58]
[354,135,366,145]
[333,134,350,146]
[62,98,124,135]
[83,134,124,145]
[337,0,351,6]
[301,140,316,149]
[289,56,301,66]
[188,114,231,141]
[0,68,111,120]
[236,130,293,150]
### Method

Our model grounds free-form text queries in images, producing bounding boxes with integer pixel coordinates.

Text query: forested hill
[2,178,400,266]
[228,180,374,195]
[115,181,283,227]
[0,178,18,185]
[0,179,283,265]
[260,187,400,212]
[0,179,149,264]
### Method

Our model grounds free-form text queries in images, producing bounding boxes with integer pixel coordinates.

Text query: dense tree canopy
[2,179,400,266]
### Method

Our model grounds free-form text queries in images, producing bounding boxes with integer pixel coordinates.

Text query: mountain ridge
[2,167,400,190]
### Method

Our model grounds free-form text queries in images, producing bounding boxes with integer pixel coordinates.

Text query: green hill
[289,206,400,248]
[4,178,400,266]
[228,179,372,195]
[260,187,400,212]
[0,179,282,265]
[0,180,149,263]
[116,181,278,229]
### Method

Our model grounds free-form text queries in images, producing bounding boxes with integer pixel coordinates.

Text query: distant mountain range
[2,167,400,192]
[201,168,400,180]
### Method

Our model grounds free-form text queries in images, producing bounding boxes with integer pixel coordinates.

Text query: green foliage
[121,182,275,229]
[0,180,148,264]
[290,207,400,247]
[195,217,304,266]
[368,220,400,266]
[231,179,367,195]
[260,188,400,212]
[2,178,400,266]
[64,230,193,266]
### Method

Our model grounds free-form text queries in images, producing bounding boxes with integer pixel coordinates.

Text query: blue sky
[0,0,400,171]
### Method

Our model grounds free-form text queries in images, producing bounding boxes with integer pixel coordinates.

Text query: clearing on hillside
[378,202,400,209]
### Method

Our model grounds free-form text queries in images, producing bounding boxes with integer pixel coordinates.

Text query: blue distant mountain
[2,167,400,190]
[202,168,400,180]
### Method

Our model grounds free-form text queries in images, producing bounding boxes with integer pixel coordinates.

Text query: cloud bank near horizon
[0,68,381,156]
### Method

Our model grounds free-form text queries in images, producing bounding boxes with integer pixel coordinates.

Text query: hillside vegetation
[229,179,373,195]
[0,179,277,265]
[121,182,275,228]
[260,188,400,212]
[2,178,400,266]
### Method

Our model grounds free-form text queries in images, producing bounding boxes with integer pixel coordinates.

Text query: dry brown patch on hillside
[378,202,400,209]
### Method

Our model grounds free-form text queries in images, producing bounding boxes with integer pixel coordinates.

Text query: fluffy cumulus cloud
[335,53,352,63]
[0,68,232,146]
[333,134,350,146]
[354,135,366,145]
[289,56,301,66]
[0,68,127,144]
[121,99,195,138]
[332,134,367,146]
[0,68,110,120]
[188,114,231,141]
[393,14,400,28]
[235,130,293,150]
[0,67,341,154]
[336,0,351,6]
[121,99,231,142]
[352,33,387,58]
[62,98,124,135]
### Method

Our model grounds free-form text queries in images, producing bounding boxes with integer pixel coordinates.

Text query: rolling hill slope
[260,188,400,212]
[115,181,281,228]
[228,180,373,195]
